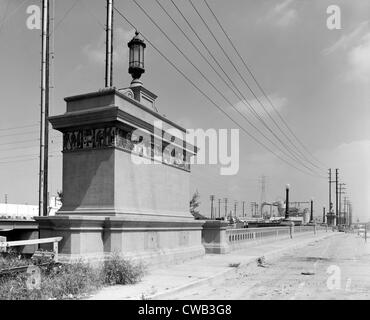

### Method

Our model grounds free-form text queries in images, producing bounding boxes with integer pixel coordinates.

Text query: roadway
[168,232,370,300]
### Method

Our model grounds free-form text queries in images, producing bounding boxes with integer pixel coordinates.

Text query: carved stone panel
[62,126,191,171]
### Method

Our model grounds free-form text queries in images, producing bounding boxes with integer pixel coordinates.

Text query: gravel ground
[168,233,370,300]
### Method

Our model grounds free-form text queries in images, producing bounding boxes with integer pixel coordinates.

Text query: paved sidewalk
[88,231,339,300]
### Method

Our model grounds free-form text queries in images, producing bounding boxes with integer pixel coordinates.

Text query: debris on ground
[229,263,240,268]
[257,256,268,267]
[301,271,315,275]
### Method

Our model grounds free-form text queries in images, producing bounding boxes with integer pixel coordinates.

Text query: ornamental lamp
[128,31,146,86]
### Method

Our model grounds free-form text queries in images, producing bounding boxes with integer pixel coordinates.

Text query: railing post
[365,225,367,243]
[0,236,6,253]
[53,241,59,262]
[289,222,294,239]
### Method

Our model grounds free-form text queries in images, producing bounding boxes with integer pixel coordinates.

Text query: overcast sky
[0,0,369,222]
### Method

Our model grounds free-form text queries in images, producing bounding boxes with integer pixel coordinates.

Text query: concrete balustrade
[202,223,328,254]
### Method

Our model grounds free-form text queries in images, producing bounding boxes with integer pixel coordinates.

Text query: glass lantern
[128,31,146,80]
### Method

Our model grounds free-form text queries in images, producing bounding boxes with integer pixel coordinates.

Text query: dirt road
[168,233,370,300]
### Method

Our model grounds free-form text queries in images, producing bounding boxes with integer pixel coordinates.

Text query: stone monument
[36,32,205,264]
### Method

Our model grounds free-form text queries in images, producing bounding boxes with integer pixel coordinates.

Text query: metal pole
[323,207,326,224]
[335,169,338,226]
[328,169,332,225]
[105,0,114,87]
[242,201,245,217]
[339,184,342,225]
[39,0,50,217]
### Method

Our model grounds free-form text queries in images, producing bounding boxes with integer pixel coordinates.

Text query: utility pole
[39,0,50,217]
[328,169,335,226]
[335,169,339,226]
[323,207,326,224]
[234,201,237,219]
[242,201,245,217]
[105,0,114,87]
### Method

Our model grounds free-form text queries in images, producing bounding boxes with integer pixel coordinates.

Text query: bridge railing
[0,237,63,262]
[226,224,326,248]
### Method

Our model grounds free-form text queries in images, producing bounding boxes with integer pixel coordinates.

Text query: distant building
[0,196,62,219]
[0,203,37,219]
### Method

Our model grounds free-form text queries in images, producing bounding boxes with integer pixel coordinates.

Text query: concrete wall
[61,149,115,213]
[114,150,190,218]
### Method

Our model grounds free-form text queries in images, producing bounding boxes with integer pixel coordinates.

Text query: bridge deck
[0,219,38,231]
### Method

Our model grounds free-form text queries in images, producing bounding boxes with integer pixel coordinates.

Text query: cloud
[322,21,370,82]
[322,21,369,55]
[82,27,134,66]
[347,32,370,82]
[234,94,288,119]
[266,0,298,27]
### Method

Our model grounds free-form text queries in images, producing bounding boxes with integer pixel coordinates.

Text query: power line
[164,0,323,176]
[113,5,325,180]
[0,154,61,166]
[0,140,61,153]
[0,0,30,31]
[0,124,38,131]
[0,130,60,139]
[129,0,324,178]
[187,0,325,174]
[203,0,327,170]
[0,134,61,147]
[0,150,60,162]
[80,0,105,30]
[53,0,80,34]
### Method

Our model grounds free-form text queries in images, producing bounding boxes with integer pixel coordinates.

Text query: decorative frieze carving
[63,126,191,171]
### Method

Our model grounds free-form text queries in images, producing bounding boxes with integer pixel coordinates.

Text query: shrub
[41,261,103,299]
[0,254,146,300]
[0,251,29,270]
[103,253,145,285]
